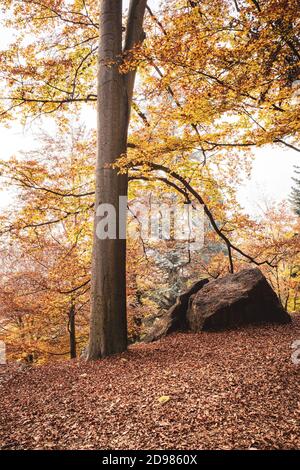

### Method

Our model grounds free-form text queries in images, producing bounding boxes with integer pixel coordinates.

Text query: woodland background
[0,0,299,363]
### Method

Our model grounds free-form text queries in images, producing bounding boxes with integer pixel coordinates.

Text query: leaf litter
[0,317,299,450]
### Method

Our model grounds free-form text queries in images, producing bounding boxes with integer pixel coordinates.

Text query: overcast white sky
[0,0,298,216]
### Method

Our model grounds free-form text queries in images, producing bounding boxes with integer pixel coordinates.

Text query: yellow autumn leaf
[158,395,171,404]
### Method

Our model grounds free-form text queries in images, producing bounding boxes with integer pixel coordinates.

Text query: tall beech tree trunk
[88,0,147,359]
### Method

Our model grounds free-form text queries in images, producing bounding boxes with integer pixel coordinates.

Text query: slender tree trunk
[68,304,76,359]
[88,0,147,359]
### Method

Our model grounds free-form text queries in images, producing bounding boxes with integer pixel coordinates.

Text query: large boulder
[143,278,209,342]
[187,268,291,331]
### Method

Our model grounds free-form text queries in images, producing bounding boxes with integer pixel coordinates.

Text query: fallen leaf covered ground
[1,318,300,450]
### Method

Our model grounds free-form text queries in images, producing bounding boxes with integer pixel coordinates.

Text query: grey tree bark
[87,0,147,359]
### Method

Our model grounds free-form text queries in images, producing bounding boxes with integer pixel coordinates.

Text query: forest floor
[0,317,300,450]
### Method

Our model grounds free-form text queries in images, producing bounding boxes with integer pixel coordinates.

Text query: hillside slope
[1,318,300,450]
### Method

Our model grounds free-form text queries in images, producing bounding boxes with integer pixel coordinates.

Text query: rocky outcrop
[143,278,209,342]
[187,268,291,331]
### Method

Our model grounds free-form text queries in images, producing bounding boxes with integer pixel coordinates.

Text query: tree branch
[129,161,276,270]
